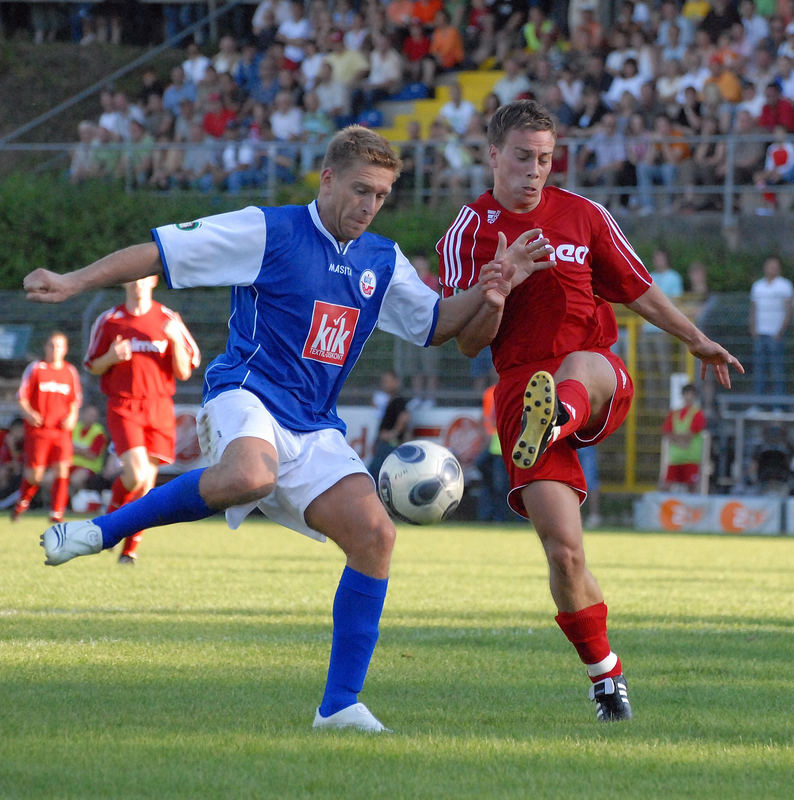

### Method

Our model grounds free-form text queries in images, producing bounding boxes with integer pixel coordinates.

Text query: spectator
[574,85,610,133]
[233,40,264,96]
[640,247,684,404]
[748,423,793,494]
[704,53,744,106]
[749,255,793,397]
[270,89,304,144]
[492,57,532,106]
[246,52,281,108]
[137,66,165,107]
[12,331,82,523]
[481,91,501,128]
[676,84,706,133]
[659,383,707,493]
[173,97,200,142]
[747,43,779,93]
[582,52,613,95]
[183,40,211,85]
[300,37,326,90]
[166,121,218,191]
[753,123,794,212]
[740,0,769,50]
[352,31,404,118]
[343,10,370,52]
[69,404,109,499]
[212,35,241,75]
[636,113,692,215]
[0,418,25,508]
[395,118,436,199]
[428,8,464,74]
[324,28,369,88]
[84,277,200,564]
[475,378,509,523]
[604,57,646,109]
[163,65,197,117]
[120,118,154,188]
[69,120,100,184]
[195,64,223,114]
[543,84,576,128]
[577,112,632,210]
[464,0,496,69]
[412,0,443,28]
[681,114,727,210]
[400,252,440,405]
[438,81,475,135]
[758,81,794,130]
[658,0,696,48]
[143,91,175,141]
[368,370,411,480]
[202,92,237,139]
[277,0,313,70]
[661,22,688,64]
[215,120,260,194]
[401,17,433,85]
[314,59,353,128]
[218,70,245,115]
[700,0,742,44]
[718,108,765,188]
[557,64,584,113]
[578,444,602,529]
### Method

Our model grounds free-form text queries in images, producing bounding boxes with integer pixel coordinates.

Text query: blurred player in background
[438,99,743,722]
[12,331,82,523]
[85,277,200,564]
[24,125,546,732]
[0,417,26,508]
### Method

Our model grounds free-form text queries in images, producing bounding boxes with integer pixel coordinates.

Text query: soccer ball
[377,440,464,525]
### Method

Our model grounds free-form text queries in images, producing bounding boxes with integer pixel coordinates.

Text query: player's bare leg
[12,464,47,521]
[521,479,632,721]
[305,474,394,732]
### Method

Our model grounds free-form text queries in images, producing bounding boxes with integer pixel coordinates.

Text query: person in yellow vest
[659,383,706,493]
[69,404,109,499]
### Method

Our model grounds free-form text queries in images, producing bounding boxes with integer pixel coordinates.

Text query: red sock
[121,531,144,557]
[15,478,38,514]
[50,476,70,521]
[555,602,623,682]
[107,477,142,512]
[556,379,591,440]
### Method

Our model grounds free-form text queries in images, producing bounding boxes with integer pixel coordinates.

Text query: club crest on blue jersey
[359,269,376,298]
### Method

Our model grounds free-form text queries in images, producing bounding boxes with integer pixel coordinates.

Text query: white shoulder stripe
[442,205,479,290]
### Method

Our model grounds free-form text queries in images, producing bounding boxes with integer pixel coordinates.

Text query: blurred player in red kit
[437,100,744,721]
[85,276,200,564]
[13,331,82,522]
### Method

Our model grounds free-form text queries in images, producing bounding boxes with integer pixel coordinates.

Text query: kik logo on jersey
[302,301,360,365]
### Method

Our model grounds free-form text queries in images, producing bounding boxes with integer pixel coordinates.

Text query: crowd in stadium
[6,1,794,206]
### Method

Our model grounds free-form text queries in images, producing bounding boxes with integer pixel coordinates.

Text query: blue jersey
[153,202,440,434]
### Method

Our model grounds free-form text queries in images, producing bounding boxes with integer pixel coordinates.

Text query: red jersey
[85,301,200,400]
[17,360,82,429]
[437,188,653,373]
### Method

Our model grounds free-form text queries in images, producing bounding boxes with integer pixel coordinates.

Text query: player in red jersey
[13,331,82,522]
[438,100,744,721]
[85,276,200,564]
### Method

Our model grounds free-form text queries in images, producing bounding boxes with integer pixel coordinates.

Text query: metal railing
[1,131,787,229]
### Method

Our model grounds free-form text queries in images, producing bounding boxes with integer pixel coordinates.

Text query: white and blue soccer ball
[377,439,464,525]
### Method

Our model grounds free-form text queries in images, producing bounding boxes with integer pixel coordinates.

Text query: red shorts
[665,463,699,485]
[107,396,175,465]
[24,425,72,468]
[494,349,634,518]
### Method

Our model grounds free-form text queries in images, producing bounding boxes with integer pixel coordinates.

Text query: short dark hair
[487,100,557,149]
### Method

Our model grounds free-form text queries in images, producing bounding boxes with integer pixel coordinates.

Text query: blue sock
[319,566,388,717]
[92,468,217,549]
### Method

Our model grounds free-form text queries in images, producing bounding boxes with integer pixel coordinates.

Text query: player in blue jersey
[24,126,554,732]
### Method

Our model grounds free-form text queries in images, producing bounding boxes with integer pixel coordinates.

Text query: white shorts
[196,388,373,542]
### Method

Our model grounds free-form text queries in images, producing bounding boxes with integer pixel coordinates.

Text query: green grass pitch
[1,514,792,799]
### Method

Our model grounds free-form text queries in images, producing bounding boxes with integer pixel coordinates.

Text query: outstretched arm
[24,243,163,303]
[626,283,744,389]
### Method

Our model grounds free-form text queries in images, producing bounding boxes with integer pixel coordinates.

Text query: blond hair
[322,125,402,177]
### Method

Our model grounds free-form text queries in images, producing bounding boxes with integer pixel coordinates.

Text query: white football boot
[312,703,391,732]
[41,521,103,566]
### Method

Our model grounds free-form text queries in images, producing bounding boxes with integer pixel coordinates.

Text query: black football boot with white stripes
[589,674,633,721]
